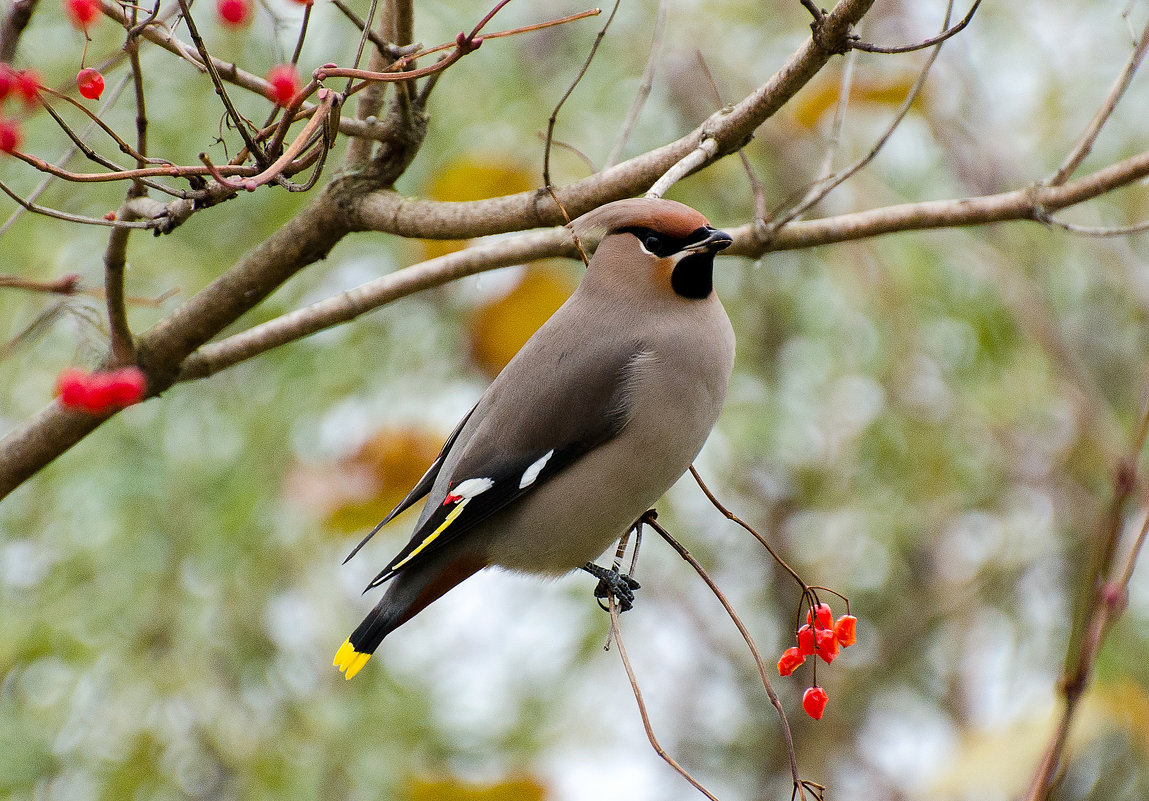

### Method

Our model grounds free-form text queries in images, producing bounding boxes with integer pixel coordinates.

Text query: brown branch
[0,0,874,499]
[0,183,354,499]
[724,147,1149,256]
[0,178,158,229]
[695,52,769,221]
[689,466,807,591]
[0,273,82,295]
[331,0,408,59]
[178,227,574,380]
[103,208,138,365]
[209,90,337,192]
[341,0,406,170]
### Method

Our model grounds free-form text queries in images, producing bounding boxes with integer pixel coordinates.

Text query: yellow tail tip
[334,638,371,680]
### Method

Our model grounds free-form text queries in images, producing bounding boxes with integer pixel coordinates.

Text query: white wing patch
[452,477,495,498]
[519,449,555,489]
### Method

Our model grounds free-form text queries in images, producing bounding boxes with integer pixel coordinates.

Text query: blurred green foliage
[2,1,1149,800]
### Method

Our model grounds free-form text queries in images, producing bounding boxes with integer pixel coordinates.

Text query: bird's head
[569,198,733,300]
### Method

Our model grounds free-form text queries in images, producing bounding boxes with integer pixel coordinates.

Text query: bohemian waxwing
[334,197,736,679]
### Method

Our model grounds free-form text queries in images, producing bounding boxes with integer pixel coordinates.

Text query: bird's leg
[583,561,642,611]
[583,510,654,612]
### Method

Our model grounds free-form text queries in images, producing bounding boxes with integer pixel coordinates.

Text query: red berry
[806,602,833,630]
[266,64,300,107]
[216,0,250,26]
[777,646,805,677]
[104,367,147,406]
[76,68,104,100]
[0,119,20,153]
[815,627,839,664]
[65,0,100,29]
[14,70,38,105]
[802,686,828,720]
[56,368,91,409]
[55,367,146,413]
[834,614,857,648]
[85,372,117,413]
[796,624,816,656]
[0,66,13,102]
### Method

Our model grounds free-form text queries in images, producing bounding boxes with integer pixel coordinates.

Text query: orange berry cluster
[776,601,857,720]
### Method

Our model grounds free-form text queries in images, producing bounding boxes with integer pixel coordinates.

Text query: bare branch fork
[0,0,878,498]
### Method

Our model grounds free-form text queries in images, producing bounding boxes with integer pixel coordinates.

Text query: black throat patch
[670,253,715,299]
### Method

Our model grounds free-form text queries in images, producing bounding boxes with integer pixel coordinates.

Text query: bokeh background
[2,1,1149,799]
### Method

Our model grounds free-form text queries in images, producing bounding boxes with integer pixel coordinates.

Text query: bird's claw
[583,562,641,612]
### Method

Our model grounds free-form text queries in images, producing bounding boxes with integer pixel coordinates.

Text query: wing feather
[342,403,478,564]
[364,340,649,586]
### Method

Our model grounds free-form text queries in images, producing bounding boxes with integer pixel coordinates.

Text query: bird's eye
[642,234,663,253]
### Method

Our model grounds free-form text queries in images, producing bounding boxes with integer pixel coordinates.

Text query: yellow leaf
[468,264,575,378]
[407,775,548,801]
[791,73,926,128]
[420,155,536,261]
[283,427,444,535]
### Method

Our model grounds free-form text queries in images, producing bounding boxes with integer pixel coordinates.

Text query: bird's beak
[685,227,734,253]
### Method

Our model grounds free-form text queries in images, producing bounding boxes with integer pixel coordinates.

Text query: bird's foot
[582,562,641,612]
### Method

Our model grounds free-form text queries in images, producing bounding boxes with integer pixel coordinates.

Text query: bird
[334,197,736,679]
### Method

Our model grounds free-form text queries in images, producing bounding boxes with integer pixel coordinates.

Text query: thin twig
[695,52,767,221]
[0,179,157,229]
[817,46,857,181]
[331,0,405,58]
[850,0,980,53]
[0,274,82,294]
[644,514,808,800]
[0,303,68,363]
[605,0,667,169]
[174,0,266,164]
[8,147,256,184]
[0,0,37,63]
[1049,11,1149,186]
[535,132,598,174]
[645,137,718,199]
[544,0,620,189]
[209,89,336,192]
[607,597,723,801]
[690,466,807,590]
[760,0,954,238]
[1037,214,1149,237]
[344,0,383,96]
[0,75,137,237]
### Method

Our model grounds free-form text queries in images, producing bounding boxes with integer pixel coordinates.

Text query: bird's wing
[364,341,648,589]
[342,403,478,564]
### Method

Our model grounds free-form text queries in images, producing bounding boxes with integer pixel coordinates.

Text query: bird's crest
[569,198,711,243]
